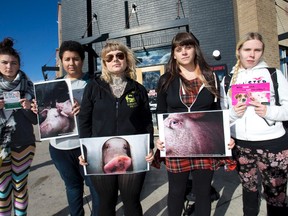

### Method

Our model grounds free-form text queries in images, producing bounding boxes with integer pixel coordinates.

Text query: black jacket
[156,73,220,114]
[79,76,154,149]
[11,109,37,147]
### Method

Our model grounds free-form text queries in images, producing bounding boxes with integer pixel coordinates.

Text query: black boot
[267,204,288,216]
[242,190,260,216]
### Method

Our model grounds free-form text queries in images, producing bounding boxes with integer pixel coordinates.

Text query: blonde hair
[100,40,137,83]
[228,32,265,95]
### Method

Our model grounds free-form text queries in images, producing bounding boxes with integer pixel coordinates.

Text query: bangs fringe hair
[172,36,197,50]
[100,40,137,83]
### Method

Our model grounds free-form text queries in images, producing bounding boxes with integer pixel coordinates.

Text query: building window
[279,46,288,79]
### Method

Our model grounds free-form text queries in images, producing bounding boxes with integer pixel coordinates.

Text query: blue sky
[0,0,60,82]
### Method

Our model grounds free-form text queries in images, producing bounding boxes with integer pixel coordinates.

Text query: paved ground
[27,130,268,216]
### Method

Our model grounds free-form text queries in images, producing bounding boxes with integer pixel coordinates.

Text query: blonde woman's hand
[249,101,267,117]
[78,155,88,166]
[228,138,235,149]
[233,102,247,117]
[145,149,154,163]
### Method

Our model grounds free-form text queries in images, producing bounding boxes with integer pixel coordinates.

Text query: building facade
[57,0,288,79]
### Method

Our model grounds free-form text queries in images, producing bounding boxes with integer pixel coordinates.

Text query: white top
[50,75,88,150]
[220,61,288,141]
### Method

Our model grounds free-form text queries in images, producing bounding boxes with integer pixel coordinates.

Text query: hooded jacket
[157,73,219,113]
[221,61,288,141]
[78,76,154,149]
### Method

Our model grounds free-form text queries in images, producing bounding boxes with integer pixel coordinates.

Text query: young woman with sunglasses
[78,40,154,216]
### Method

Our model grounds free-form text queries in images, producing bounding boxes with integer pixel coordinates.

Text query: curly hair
[100,40,137,83]
[59,40,85,61]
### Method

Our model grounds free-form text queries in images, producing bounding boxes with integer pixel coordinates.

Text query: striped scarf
[0,70,34,162]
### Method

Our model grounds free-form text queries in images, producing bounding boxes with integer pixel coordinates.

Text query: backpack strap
[267,67,280,106]
[223,75,231,94]
[213,72,219,102]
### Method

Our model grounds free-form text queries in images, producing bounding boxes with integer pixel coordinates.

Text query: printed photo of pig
[34,79,78,140]
[102,137,133,174]
[249,91,270,105]
[56,99,74,118]
[158,110,231,157]
[80,134,150,175]
[39,107,74,138]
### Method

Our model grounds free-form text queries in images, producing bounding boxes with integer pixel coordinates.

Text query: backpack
[266,68,288,128]
[224,67,288,128]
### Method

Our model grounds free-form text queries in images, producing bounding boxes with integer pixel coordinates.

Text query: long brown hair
[158,32,218,97]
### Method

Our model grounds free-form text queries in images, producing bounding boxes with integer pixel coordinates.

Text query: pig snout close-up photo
[56,99,73,118]
[39,108,73,138]
[102,137,133,174]
[163,112,224,157]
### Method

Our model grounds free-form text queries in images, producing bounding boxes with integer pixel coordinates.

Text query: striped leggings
[0,144,35,216]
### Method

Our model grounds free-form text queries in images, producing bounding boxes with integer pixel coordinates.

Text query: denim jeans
[49,144,99,216]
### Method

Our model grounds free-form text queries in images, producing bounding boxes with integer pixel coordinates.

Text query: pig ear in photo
[40,109,49,118]
[56,99,74,118]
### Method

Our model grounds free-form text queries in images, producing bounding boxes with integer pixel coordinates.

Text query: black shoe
[183,203,195,216]
[267,204,288,216]
[210,186,220,201]
[186,186,219,202]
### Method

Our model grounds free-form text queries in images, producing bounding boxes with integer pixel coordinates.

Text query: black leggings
[90,172,146,216]
[167,169,214,216]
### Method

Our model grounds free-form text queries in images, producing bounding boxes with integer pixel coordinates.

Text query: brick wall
[234,0,280,68]
[188,0,236,72]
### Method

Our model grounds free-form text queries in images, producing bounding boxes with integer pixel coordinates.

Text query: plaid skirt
[151,149,236,172]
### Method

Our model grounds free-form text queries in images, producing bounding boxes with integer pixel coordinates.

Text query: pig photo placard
[158,110,231,157]
[231,83,270,106]
[34,79,78,140]
[80,134,150,175]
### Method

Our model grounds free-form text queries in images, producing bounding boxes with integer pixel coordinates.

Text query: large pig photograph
[80,134,150,175]
[34,79,78,140]
[158,110,231,157]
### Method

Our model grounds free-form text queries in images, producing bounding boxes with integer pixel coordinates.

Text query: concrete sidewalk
[26,139,268,216]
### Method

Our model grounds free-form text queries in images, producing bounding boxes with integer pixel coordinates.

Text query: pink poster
[231,83,270,105]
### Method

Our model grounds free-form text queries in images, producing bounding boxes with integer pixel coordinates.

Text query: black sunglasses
[104,52,125,63]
